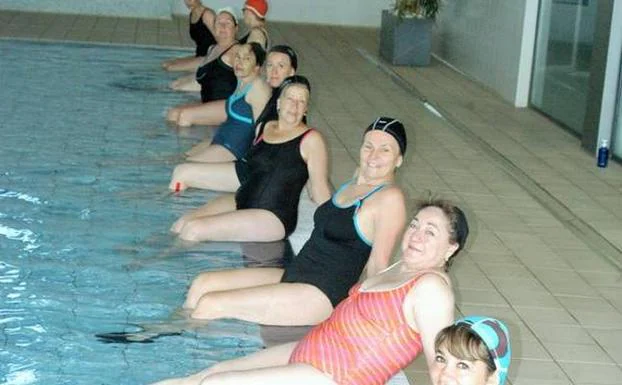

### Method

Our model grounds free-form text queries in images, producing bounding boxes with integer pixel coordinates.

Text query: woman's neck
[355,173,394,187]
[237,73,257,88]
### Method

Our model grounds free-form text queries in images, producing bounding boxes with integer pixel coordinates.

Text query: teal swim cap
[456,316,511,385]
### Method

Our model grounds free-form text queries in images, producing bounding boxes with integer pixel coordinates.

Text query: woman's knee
[167,107,180,122]
[177,109,194,127]
[184,272,214,309]
[191,293,225,320]
[178,219,205,242]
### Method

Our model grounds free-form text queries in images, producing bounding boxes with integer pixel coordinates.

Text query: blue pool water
[0,40,281,384]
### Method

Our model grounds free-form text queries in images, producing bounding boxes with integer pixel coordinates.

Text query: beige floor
[2,10,622,385]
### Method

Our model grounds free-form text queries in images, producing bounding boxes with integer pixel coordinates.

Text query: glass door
[530,0,597,135]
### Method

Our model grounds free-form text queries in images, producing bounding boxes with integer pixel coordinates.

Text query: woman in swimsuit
[168,117,407,327]
[149,198,473,385]
[170,76,332,243]
[161,0,217,72]
[169,42,271,162]
[184,44,298,160]
[239,0,269,49]
[166,7,239,108]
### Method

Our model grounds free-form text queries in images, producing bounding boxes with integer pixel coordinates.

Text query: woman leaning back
[184,44,299,160]
[161,0,217,72]
[169,76,332,244]
[167,7,239,104]
[171,117,408,327]
[169,42,271,163]
[149,198,470,385]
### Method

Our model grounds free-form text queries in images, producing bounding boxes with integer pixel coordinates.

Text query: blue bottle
[597,139,609,168]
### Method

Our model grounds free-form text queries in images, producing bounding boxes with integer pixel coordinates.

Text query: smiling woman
[148,198,469,385]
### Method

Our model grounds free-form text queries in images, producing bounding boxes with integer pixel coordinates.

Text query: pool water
[0,40,284,385]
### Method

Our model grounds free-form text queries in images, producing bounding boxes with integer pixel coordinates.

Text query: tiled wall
[0,0,172,19]
[432,0,529,105]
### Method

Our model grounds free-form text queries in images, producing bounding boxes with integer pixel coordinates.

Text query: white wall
[0,0,172,19]
[431,0,532,106]
[172,0,389,27]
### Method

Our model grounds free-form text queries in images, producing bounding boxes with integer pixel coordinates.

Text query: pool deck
[2,10,621,385]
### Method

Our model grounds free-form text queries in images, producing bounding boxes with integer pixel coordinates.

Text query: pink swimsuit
[289,275,425,385]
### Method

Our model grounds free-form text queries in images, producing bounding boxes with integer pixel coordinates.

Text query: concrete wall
[431,0,533,106]
[171,0,389,27]
[0,0,391,26]
[0,0,173,19]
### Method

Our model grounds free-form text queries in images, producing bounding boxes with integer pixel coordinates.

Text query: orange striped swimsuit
[289,276,423,385]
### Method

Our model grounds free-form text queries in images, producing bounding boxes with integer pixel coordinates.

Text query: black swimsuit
[189,10,216,57]
[235,129,313,237]
[238,29,269,49]
[280,182,387,307]
[195,45,237,102]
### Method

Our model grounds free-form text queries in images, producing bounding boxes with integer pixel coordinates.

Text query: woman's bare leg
[169,162,239,191]
[184,267,285,309]
[185,138,214,158]
[197,364,337,385]
[184,144,236,163]
[191,282,333,326]
[170,75,201,92]
[177,100,227,127]
[167,101,203,123]
[171,194,236,234]
[178,208,286,243]
[162,55,204,72]
[149,342,301,385]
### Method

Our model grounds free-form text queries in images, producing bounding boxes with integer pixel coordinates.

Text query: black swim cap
[269,45,298,70]
[278,74,311,94]
[365,117,407,155]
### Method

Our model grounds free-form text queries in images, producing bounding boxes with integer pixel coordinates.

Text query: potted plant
[379,0,440,66]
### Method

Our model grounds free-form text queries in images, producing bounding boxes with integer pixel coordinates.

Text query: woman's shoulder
[365,184,405,207]
[200,8,216,24]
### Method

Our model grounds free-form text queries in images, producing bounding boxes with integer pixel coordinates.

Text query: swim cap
[216,7,238,25]
[279,75,311,94]
[456,316,511,385]
[244,0,268,19]
[269,45,298,70]
[453,206,469,254]
[365,117,407,155]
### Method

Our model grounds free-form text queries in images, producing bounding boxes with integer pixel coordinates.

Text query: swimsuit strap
[353,183,388,246]
[227,80,254,124]
[252,126,313,147]
[354,183,387,210]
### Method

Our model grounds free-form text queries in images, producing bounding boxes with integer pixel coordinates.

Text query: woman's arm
[405,274,454,375]
[201,8,217,36]
[245,27,268,48]
[248,78,272,123]
[363,186,406,277]
[300,130,332,205]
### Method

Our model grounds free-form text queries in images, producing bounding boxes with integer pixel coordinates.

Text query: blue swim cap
[456,316,511,385]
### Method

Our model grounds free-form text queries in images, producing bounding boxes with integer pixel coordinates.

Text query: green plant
[392,0,440,20]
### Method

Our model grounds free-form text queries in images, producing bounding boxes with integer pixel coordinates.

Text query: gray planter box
[379,9,433,66]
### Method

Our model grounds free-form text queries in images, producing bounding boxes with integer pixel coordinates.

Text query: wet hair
[414,197,469,271]
[278,74,311,95]
[247,42,266,67]
[255,75,309,129]
[365,117,407,155]
[269,44,298,70]
[435,323,497,375]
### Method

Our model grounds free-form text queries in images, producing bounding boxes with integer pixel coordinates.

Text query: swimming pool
[0,40,290,384]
